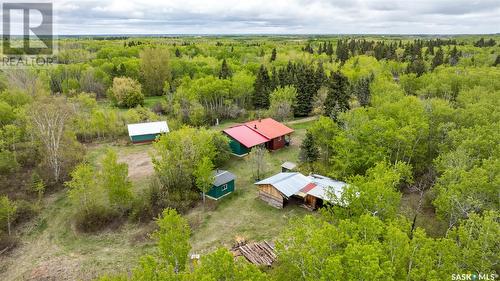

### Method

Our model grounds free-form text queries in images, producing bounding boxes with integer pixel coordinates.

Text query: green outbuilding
[228,138,251,156]
[206,170,236,200]
[127,121,169,144]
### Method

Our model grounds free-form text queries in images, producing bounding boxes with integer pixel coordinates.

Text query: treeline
[474,37,496,47]
[253,62,350,118]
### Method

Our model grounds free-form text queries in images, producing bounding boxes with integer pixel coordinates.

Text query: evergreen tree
[325,71,350,121]
[449,46,460,66]
[431,47,444,70]
[336,40,349,64]
[315,62,326,87]
[303,43,314,54]
[406,59,426,77]
[326,42,334,56]
[175,48,181,58]
[218,59,232,79]
[252,65,272,109]
[354,76,372,107]
[270,48,277,62]
[299,131,319,171]
[493,55,500,67]
[294,63,318,117]
[0,196,17,236]
[474,37,485,47]
[117,63,126,76]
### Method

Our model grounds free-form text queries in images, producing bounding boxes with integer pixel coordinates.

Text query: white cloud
[51,0,500,34]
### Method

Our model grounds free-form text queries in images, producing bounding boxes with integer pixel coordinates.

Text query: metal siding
[131,134,159,143]
[229,138,250,155]
[207,180,234,199]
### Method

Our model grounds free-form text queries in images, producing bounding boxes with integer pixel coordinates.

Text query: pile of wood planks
[233,241,277,266]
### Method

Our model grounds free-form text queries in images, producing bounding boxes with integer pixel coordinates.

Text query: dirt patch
[118,150,154,182]
[27,256,83,281]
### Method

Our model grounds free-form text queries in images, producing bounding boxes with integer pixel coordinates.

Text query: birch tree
[30,97,72,183]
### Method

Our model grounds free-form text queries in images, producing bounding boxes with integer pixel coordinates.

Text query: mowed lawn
[0,119,314,280]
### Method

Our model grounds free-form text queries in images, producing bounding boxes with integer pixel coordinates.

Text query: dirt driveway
[118,147,155,182]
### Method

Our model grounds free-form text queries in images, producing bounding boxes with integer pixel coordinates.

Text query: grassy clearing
[0,119,313,280]
[187,129,310,253]
[142,96,165,109]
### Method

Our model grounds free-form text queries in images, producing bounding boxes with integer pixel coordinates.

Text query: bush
[130,189,154,222]
[108,77,144,108]
[74,206,118,233]
[147,178,198,215]
[13,200,39,225]
[0,150,19,174]
[0,233,19,253]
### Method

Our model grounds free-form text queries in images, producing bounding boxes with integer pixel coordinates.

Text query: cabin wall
[304,195,317,209]
[228,138,250,156]
[258,184,284,208]
[207,180,235,199]
[131,133,159,143]
[266,136,285,150]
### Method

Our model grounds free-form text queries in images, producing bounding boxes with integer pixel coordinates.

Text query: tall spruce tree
[299,131,320,171]
[270,48,277,62]
[252,65,272,109]
[325,71,350,121]
[449,46,460,66]
[218,59,232,79]
[326,42,334,56]
[431,47,444,70]
[336,40,349,64]
[355,76,372,107]
[294,63,318,117]
[493,55,500,67]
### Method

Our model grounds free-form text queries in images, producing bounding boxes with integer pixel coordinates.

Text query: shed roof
[223,125,269,148]
[245,118,294,139]
[307,174,347,202]
[128,121,169,137]
[213,170,236,186]
[281,161,297,170]
[255,172,310,197]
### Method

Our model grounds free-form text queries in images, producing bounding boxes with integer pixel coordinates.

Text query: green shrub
[108,77,144,108]
[0,150,19,174]
[13,200,39,225]
[74,205,118,233]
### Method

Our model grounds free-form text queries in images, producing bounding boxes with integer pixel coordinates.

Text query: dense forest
[0,35,499,280]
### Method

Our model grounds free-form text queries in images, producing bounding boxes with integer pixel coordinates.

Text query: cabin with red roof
[223,118,294,156]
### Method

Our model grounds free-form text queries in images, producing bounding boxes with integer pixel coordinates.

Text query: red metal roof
[245,118,294,140]
[300,182,317,193]
[223,125,269,148]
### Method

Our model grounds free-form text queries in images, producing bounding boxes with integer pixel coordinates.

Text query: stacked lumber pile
[232,241,276,266]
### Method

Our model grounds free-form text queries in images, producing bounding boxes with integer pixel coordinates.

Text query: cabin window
[221,184,228,191]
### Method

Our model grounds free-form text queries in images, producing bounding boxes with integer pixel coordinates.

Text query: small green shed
[206,170,236,200]
[127,121,169,144]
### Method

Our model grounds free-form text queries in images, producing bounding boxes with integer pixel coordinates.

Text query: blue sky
[5,0,500,35]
